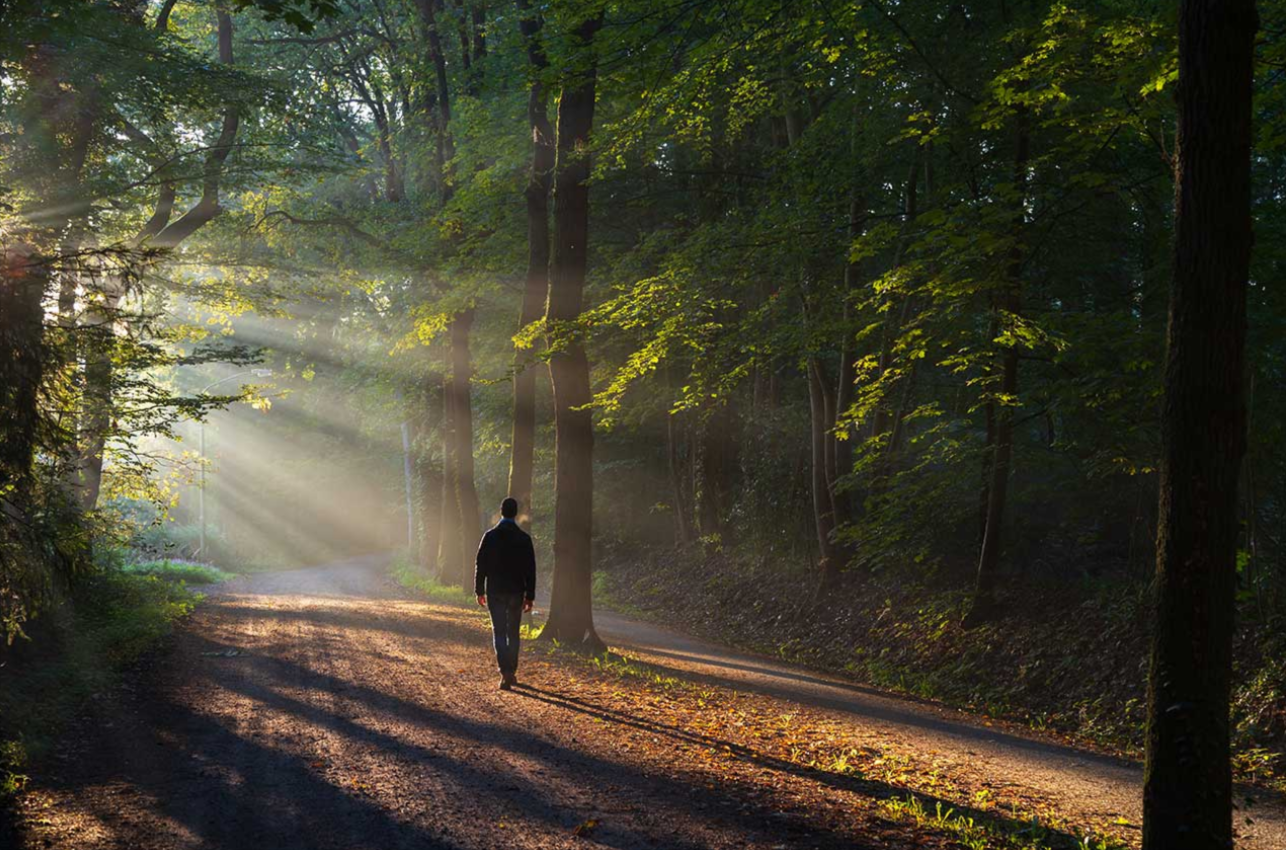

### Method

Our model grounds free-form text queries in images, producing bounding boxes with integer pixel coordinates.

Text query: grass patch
[121,559,235,585]
[880,795,1128,850]
[0,570,198,798]
[391,555,476,606]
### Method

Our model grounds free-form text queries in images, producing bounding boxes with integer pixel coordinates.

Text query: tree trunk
[965,108,1030,627]
[834,193,863,525]
[447,309,482,586]
[667,407,693,544]
[507,0,554,529]
[419,370,445,569]
[415,0,454,193]
[437,371,463,581]
[539,11,604,651]
[77,283,124,510]
[809,358,839,589]
[1143,0,1256,845]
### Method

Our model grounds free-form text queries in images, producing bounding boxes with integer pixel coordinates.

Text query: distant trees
[1142,0,1258,845]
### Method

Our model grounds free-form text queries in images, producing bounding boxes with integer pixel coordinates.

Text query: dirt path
[590,611,1286,848]
[14,556,1283,850]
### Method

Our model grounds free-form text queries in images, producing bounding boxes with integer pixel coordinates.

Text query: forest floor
[10,555,1284,850]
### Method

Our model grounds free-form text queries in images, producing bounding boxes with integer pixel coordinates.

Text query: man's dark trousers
[488,593,524,676]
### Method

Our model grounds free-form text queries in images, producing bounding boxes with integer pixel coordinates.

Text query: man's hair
[501,497,519,519]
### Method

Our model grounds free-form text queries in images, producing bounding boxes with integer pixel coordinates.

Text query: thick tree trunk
[0,246,49,501]
[1142,0,1256,845]
[965,109,1030,627]
[77,284,124,510]
[507,0,554,528]
[447,310,482,586]
[539,12,604,651]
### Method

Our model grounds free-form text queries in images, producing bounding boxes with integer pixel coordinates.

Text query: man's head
[501,498,519,520]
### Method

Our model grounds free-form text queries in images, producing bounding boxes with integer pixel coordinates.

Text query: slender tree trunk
[834,193,863,525]
[667,407,693,544]
[415,0,454,192]
[419,370,445,569]
[448,309,482,586]
[540,11,604,651]
[507,0,554,528]
[965,109,1030,627]
[437,371,463,580]
[1143,0,1256,845]
[809,358,839,588]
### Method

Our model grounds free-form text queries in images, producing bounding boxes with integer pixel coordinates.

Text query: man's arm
[523,535,536,606]
[474,531,492,603]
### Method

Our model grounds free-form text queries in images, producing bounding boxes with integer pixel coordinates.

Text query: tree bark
[809,357,839,588]
[437,370,463,580]
[539,11,604,651]
[415,0,454,194]
[446,309,482,586]
[506,0,554,529]
[1143,0,1256,845]
[419,370,445,569]
[965,108,1030,627]
[76,284,124,510]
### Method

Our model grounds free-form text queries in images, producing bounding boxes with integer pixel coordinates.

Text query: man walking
[475,497,536,690]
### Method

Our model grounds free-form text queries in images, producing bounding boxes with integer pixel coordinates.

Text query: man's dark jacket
[474,519,536,600]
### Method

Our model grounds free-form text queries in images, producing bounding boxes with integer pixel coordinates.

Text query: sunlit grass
[880,795,1128,850]
[390,554,475,606]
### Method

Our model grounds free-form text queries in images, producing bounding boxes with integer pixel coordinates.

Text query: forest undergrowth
[594,546,1286,793]
[0,556,213,809]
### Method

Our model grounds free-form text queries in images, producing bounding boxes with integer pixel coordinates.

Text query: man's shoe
[499,677,513,691]
[505,672,519,689]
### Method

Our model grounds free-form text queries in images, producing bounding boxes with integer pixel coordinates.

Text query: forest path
[574,598,1286,849]
[13,556,1282,850]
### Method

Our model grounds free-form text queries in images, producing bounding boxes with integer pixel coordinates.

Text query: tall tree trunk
[447,309,482,586]
[834,193,864,525]
[507,0,553,528]
[77,283,124,510]
[667,407,693,545]
[437,371,464,580]
[415,0,454,195]
[0,245,49,502]
[540,11,604,651]
[1143,0,1256,845]
[695,405,729,540]
[419,370,445,569]
[965,108,1030,627]
[809,358,839,588]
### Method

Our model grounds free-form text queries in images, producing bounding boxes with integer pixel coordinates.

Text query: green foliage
[390,553,476,606]
[120,560,235,586]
